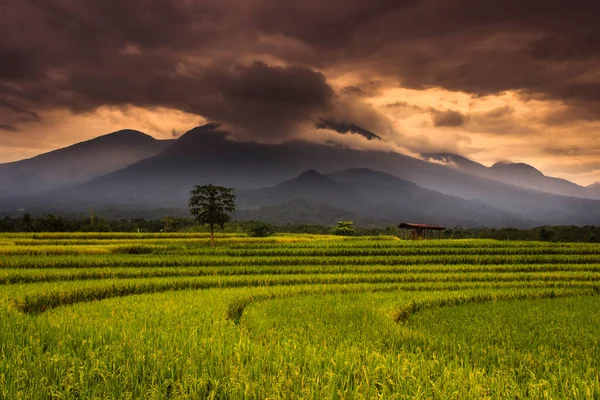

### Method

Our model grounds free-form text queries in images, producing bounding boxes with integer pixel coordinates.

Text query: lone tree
[189,184,236,248]
[330,221,356,236]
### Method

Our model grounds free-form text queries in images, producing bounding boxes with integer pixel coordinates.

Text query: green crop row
[3,263,600,284]
[4,244,600,256]
[162,246,600,256]
[3,253,600,269]
[9,273,600,313]
[390,288,600,322]
[0,232,348,241]
[5,235,593,248]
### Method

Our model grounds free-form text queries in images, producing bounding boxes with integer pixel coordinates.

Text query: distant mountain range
[1,124,600,228]
[236,169,527,227]
[0,130,173,198]
[422,153,595,199]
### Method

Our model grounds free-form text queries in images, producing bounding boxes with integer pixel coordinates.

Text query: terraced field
[1,233,599,399]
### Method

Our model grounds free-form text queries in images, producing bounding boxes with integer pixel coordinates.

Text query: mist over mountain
[2,124,600,228]
[0,130,173,198]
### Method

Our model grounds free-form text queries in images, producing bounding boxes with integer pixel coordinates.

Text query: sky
[1,0,599,185]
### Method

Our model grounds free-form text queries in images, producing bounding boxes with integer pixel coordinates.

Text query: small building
[398,222,446,240]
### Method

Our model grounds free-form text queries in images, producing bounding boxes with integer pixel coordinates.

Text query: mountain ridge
[2,125,600,228]
[423,152,596,199]
[0,130,174,198]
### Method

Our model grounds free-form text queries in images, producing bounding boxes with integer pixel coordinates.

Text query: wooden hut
[398,223,446,240]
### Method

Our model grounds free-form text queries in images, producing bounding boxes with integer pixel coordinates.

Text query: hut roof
[398,222,446,230]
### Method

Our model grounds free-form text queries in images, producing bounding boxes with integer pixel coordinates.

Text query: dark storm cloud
[385,102,470,128]
[0,100,40,122]
[57,60,336,138]
[0,124,17,132]
[200,62,335,137]
[431,110,468,128]
[28,0,227,51]
[251,0,423,49]
[315,119,382,141]
[0,0,345,138]
[0,48,41,80]
[483,106,514,119]
[1,0,600,136]
[342,86,367,97]
[281,0,600,119]
[527,30,600,62]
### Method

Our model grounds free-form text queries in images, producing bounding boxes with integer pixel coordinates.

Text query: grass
[0,233,599,398]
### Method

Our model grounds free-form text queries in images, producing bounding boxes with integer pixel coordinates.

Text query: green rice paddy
[0,233,599,399]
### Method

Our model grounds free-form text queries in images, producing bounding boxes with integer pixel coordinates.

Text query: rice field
[1,233,599,399]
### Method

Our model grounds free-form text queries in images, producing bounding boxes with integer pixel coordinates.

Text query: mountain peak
[491,161,544,176]
[108,129,148,137]
[162,123,228,156]
[183,123,222,135]
[276,169,335,190]
[176,123,225,141]
[292,169,333,185]
[93,129,156,144]
[297,169,325,179]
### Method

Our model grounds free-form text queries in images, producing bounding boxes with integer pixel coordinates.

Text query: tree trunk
[210,224,215,248]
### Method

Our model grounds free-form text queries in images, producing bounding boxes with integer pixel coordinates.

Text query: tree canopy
[189,184,236,247]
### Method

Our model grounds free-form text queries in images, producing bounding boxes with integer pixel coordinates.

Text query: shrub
[248,222,276,237]
[539,227,555,242]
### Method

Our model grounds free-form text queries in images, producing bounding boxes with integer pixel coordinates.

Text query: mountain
[589,183,600,198]
[43,124,546,205]
[423,153,595,199]
[238,169,356,211]
[490,161,544,177]
[236,169,529,227]
[487,161,591,198]
[0,130,174,198]
[236,198,362,226]
[4,124,600,227]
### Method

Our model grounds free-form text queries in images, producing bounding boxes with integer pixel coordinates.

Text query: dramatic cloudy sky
[1,0,600,185]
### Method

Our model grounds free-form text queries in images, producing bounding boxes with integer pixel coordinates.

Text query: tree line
[1,213,598,242]
[1,184,599,243]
